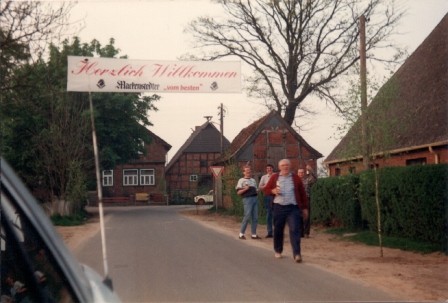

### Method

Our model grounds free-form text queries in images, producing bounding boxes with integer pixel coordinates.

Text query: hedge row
[311,164,447,249]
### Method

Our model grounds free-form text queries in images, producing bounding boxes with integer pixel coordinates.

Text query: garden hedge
[312,164,447,251]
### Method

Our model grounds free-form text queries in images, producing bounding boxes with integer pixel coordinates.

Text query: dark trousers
[273,204,303,257]
[302,196,311,236]
[264,195,273,236]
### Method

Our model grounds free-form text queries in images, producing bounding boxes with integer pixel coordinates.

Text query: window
[349,167,356,174]
[102,170,113,186]
[406,158,427,166]
[123,168,157,186]
[123,169,138,186]
[140,169,155,185]
[335,168,341,176]
[369,163,379,169]
[200,160,208,168]
[190,175,198,182]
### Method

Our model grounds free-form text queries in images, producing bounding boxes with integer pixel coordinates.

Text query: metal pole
[214,177,218,212]
[88,92,112,288]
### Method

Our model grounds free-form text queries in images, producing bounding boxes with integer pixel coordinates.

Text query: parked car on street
[194,190,214,205]
[0,157,121,303]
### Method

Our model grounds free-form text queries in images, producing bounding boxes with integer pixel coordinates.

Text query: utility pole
[217,103,225,209]
[218,103,224,154]
[360,15,369,170]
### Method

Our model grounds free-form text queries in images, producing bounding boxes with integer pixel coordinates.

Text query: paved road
[75,206,396,302]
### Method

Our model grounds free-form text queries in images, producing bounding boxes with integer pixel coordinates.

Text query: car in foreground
[193,190,214,205]
[1,157,121,303]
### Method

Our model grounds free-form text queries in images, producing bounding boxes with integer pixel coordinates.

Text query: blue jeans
[273,204,303,257]
[264,195,273,236]
[240,195,259,235]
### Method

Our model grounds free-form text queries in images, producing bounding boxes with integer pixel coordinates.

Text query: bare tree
[185,0,404,125]
[0,1,75,91]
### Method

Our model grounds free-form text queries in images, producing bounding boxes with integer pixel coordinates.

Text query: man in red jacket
[262,159,308,263]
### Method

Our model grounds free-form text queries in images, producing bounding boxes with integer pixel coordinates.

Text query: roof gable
[184,123,229,152]
[325,14,448,163]
[166,121,230,171]
[218,110,322,163]
[145,127,171,150]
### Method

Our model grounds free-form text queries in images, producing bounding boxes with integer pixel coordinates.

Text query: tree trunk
[283,102,298,125]
[51,197,74,216]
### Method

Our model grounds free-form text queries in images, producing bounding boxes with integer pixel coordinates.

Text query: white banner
[67,56,241,93]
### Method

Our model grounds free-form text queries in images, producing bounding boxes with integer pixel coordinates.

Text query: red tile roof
[216,110,322,163]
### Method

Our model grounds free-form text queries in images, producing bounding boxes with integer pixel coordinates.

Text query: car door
[1,157,120,302]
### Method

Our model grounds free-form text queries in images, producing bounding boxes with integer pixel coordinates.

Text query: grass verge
[326,228,442,254]
[51,214,87,226]
[200,208,444,254]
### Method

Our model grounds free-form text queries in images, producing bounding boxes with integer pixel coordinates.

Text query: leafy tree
[1,37,159,215]
[54,37,160,169]
[185,0,404,125]
[94,92,159,169]
[1,58,91,206]
[333,69,386,141]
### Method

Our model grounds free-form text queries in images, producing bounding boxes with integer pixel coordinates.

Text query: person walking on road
[262,159,308,263]
[258,164,274,238]
[236,166,261,240]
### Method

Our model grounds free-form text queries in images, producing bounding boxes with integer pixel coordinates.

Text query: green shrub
[359,165,447,247]
[312,174,361,229]
[313,164,448,252]
[222,163,243,217]
[66,160,88,215]
[51,213,86,226]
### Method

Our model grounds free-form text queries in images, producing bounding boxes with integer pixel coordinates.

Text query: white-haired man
[262,159,308,262]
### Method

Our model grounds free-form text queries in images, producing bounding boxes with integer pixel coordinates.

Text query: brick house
[323,15,448,176]
[165,119,230,203]
[214,110,322,208]
[101,128,171,203]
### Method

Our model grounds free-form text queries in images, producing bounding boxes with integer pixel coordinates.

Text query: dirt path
[57,207,447,302]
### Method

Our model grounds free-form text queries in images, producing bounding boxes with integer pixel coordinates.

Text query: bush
[51,213,86,226]
[66,160,88,215]
[313,164,448,252]
[222,163,243,217]
[359,165,447,247]
[312,174,362,229]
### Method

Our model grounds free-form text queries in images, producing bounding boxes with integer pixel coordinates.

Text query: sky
[65,0,448,165]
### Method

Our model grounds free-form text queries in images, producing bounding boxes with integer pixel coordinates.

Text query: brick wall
[103,137,168,198]
[165,152,221,199]
[327,146,448,176]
